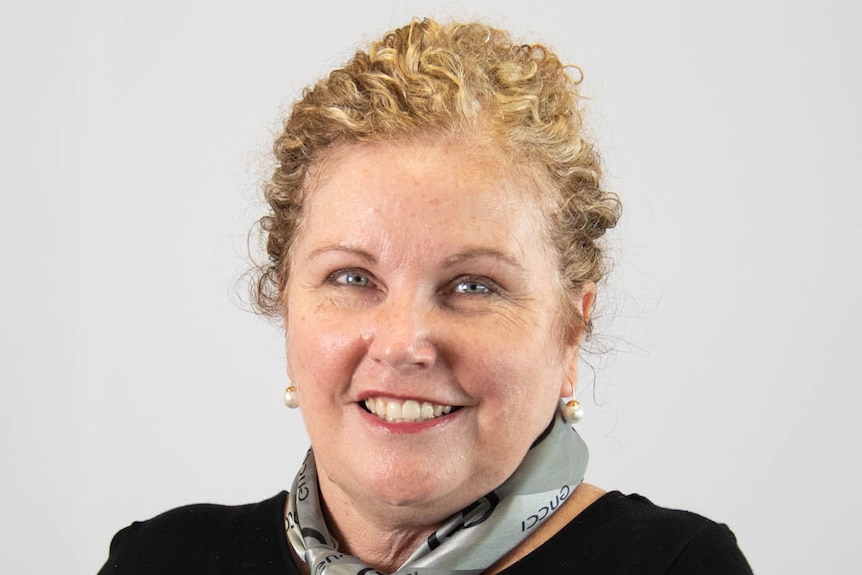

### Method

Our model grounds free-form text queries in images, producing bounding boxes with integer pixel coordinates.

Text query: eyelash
[327,270,500,297]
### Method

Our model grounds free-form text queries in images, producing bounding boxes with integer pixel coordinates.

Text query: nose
[365,292,438,370]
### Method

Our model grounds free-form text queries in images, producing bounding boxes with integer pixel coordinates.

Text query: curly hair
[253,18,620,342]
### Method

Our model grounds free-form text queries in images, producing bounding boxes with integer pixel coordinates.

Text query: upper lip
[355,391,462,406]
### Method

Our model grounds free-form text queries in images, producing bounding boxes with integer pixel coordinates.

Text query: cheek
[470,313,564,373]
[461,345,549,403]
[470,326,568,408]
[286,311,365,388]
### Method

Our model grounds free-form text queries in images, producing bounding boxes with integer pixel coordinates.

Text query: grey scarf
[285,412,588,575]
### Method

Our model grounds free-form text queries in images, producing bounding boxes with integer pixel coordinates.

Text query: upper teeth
[364,397,453,423]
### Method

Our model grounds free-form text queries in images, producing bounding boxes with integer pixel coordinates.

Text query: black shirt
[98,491,753,574]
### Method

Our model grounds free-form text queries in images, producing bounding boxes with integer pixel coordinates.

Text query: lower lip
[358,405,458,434]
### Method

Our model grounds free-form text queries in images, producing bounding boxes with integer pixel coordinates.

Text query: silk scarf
[285,412,588,575]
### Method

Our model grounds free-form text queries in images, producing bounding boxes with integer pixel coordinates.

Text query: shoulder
[506,491,753,575]
[98,491,296,575]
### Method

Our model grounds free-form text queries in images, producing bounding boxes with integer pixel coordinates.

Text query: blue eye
[335,271,370,287]
[454,280,491,295]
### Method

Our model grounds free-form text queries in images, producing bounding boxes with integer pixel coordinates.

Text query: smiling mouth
[362,397,459,423]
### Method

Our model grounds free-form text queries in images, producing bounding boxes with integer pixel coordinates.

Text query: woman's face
[284,138,591,521]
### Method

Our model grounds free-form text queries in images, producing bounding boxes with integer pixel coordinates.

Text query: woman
[99,19,752,574]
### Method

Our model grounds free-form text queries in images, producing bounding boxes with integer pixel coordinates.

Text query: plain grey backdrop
[2,0,860,573]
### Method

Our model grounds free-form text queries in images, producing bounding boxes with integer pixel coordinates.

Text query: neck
[317,478,454,573]
[288,482,607,575]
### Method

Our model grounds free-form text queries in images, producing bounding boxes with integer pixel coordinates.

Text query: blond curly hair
[254,18,620,342]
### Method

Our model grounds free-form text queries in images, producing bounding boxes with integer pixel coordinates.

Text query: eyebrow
[306,245,524,272]
[442,248,525,272]
[306,245,378,264]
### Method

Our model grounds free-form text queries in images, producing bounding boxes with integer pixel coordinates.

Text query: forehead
[300,139,549,239]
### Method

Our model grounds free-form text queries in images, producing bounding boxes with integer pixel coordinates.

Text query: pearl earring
[283,385,299,409]
[561,377,583,424]
[561,399,584,424]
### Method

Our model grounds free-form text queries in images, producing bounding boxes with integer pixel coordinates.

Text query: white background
[2,1,860,573]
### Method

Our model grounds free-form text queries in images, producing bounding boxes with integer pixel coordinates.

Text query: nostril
[406,338,437,366]
[368,334,437,369]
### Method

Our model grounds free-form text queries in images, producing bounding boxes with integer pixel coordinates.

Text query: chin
[354,464,469,512]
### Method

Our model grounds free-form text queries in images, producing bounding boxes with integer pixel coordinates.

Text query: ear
[559,281,596,398]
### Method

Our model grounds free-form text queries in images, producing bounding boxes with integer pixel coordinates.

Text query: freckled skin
[284,137,592,566]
